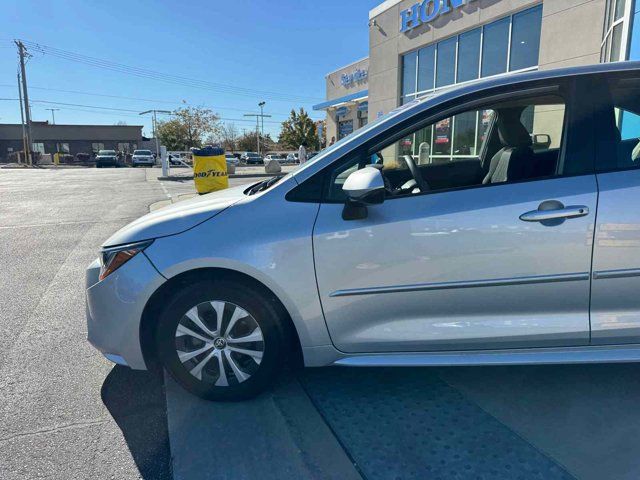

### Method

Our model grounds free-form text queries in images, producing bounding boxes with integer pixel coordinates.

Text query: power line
[4,97,287,125]
[0,84,324,120]
[21,40,323,103]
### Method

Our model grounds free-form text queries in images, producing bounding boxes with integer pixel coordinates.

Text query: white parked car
[132,150,155,167]
[286,153,299,163]
[264,154,285,163]
[225,153,239,166]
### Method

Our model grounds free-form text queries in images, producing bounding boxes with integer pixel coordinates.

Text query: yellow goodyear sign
[192,146,229,194]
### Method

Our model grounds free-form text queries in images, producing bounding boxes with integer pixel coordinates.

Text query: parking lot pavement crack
[0,418,111,445]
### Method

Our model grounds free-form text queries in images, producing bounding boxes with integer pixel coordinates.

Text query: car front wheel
[156,279,287,401]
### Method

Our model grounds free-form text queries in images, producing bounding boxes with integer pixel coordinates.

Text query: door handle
[519,204,589,222]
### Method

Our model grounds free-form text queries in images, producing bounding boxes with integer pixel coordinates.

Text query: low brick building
[0,122,144,161]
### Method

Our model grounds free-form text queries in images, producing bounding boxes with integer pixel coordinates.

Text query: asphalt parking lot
[2,167,640,480]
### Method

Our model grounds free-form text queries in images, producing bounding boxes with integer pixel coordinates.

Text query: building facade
[0,122,144,161]
[314,57,370,143]
[315,0,640,158]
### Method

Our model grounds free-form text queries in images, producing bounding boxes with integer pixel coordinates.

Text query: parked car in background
[286,153,299,163]
[95,150,118,168]
[168,153,182,166]
[307,152,318,161]
[132,150,155,167]
[242,152,263,164]
[86,62,640,402]
[225,153,239,166]
[264,154,285,163]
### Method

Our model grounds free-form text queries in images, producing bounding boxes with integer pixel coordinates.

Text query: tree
[157,107,220,151]
[237,131,275,153]
[217,123,240,152]
[278,108,319,150]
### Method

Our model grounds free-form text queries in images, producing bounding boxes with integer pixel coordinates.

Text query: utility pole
[139,109,171,156]
[244,107,272,156]
[140,109,171,176]
[15,40,32,166]
[45,108,59,124]
[17,72,27,164]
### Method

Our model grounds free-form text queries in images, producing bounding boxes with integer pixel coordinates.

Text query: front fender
[143,190,331,349]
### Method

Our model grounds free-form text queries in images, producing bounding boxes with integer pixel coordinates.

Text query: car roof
[291,61,640,183]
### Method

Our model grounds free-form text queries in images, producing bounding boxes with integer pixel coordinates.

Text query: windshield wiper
[246,175,283,195]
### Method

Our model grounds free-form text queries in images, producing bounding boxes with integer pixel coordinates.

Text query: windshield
[134,150,152,155]
[98,150,116,155]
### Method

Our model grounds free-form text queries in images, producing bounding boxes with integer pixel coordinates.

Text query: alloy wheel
[174,300,264,386]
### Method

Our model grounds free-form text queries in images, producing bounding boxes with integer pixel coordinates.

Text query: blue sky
[0,0,380,138]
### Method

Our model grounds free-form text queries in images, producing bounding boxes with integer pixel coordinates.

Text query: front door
[313,88,597,353]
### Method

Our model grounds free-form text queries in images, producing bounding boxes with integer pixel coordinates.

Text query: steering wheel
[402,155,430,192]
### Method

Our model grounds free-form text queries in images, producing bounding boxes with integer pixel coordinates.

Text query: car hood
[102,183,250,247]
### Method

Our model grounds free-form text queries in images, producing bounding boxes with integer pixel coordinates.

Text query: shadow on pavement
[101,366,172,480]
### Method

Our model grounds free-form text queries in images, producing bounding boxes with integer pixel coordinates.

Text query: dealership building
[315,0,639,146]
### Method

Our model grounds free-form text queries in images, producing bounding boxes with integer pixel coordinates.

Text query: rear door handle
[520,204,589,222]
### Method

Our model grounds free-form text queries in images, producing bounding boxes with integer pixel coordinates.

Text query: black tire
[156,279,287,401]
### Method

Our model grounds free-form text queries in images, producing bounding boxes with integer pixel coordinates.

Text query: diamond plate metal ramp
[300,367,574,480]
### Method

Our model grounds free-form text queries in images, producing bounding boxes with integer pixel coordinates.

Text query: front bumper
[85,252,166,369]
[97,159,117,166]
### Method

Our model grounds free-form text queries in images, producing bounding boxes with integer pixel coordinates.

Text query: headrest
[497,110,533,148]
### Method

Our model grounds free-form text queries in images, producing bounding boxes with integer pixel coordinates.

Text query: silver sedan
[87,61,640,400]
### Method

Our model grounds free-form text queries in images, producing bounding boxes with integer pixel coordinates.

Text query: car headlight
[99,240,153,281]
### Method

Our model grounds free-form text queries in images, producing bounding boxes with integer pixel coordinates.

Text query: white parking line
[160,183,172,199]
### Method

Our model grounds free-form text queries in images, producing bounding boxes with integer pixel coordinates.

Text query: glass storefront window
[436,37,456,88]
[338,119,354,140]
[510,6,543,71]
[400,6,542,99]
[457,28,480,83]
[602,0,632,62]
[615,0,627,21]
[610,23,623,61]
[417,45,436,92]
[452,111,478,156]
[432,118,452,156]
[402,51,418,97]
[481,18,510,78]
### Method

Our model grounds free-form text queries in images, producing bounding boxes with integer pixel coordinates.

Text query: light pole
[258,101,266,140]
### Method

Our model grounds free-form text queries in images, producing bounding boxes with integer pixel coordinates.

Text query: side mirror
[342,167,385,220]
[343,167,385,205]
